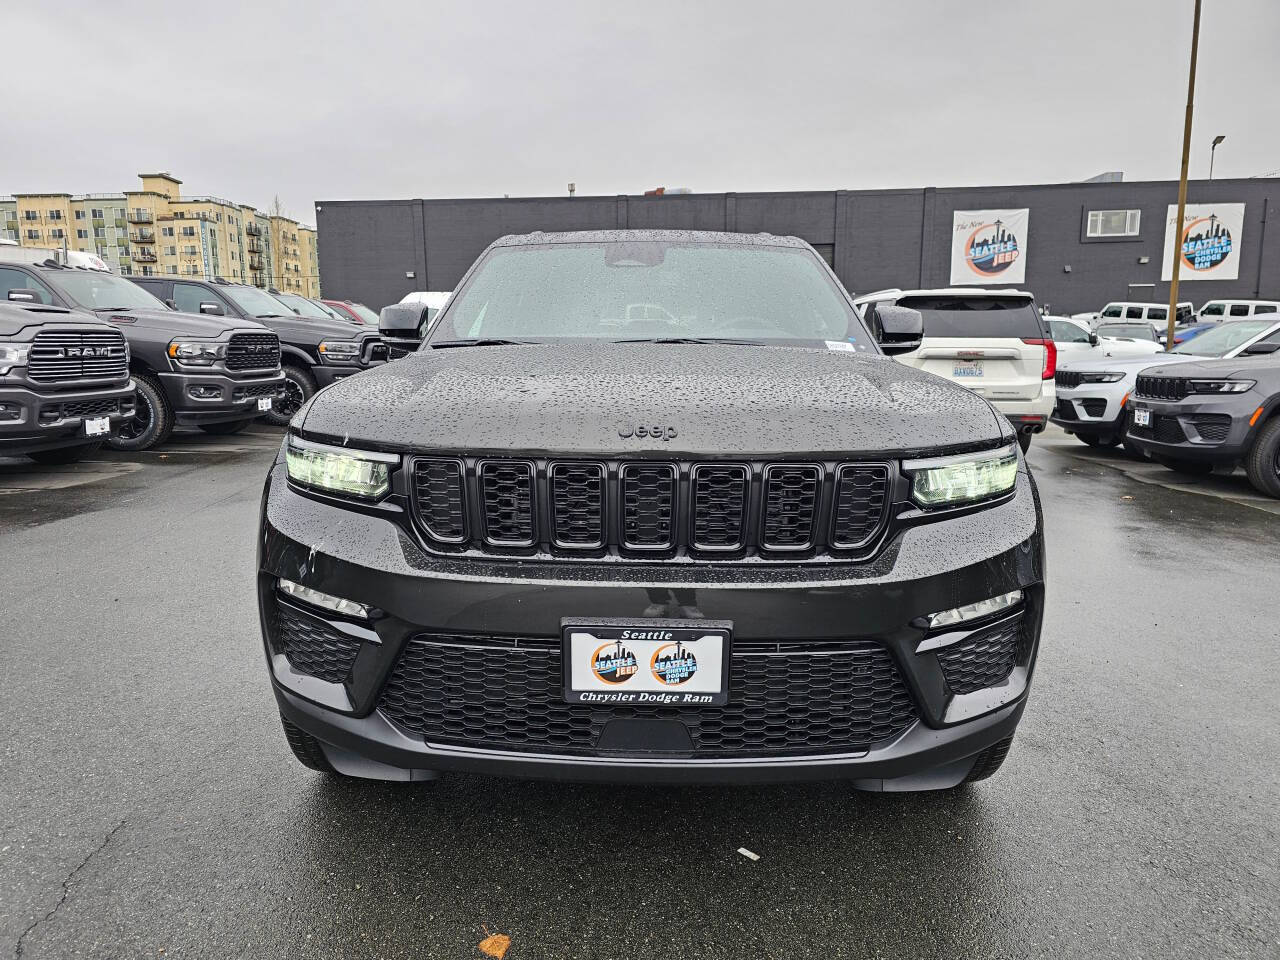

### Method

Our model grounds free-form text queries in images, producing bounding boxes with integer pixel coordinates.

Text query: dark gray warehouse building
[315,176,1279,315]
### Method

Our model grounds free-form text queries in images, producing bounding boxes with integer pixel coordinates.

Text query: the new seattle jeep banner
[949,209,1030,286]
[1161,203,1245,281]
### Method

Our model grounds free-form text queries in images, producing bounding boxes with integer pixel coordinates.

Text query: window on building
[162,226,174,237]
[166,266,178,275]
[181,226,195,237]
[48,210,63,220]
[50,228,64,239]
[164,245,176,256]
[75,210,86,220]
[23,210,38,220]
[25,229,40,240]
[91,208,104,219]
[141,266,154,276]
[93,227,106,238]
[120,265,132,275]
[1087,209,1141,238]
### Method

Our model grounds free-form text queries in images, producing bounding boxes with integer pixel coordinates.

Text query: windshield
[1097,323,1155,341]
[1047,319,1090,343]
[895,296,1045,339]
[275,293,332,320]
[49,271,168,311]
[1168,319,1275,356]
[427,241,871,349]
[221,284,295,318]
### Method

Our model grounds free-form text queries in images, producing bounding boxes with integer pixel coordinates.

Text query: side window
[1125,306,1144,319]
[1255,304,1277,315]
[1148,307,1167,321]
[1101,305,1123,318]
[0,268,54,304]
[1177,305,1194,323]
[1229,304,1250,317]
[172,283,211,314]
[1201,302,1225,317]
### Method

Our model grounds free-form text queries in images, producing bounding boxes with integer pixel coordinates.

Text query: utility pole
[1166,0,1202,351]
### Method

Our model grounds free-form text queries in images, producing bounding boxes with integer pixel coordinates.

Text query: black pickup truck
[130,278,387,426]
[0,299,135,463]
[0,260,284,450]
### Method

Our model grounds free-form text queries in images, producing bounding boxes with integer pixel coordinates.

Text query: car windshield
[221,284,294,317]
[427,240,871,348]
[894,296,1045,339]
[1168,319,1276,356]
[48,271,167,310]
[348,303,379,324]
[1097,323,1155,341]
[276,293,332,320]
[1047,319,1090,343]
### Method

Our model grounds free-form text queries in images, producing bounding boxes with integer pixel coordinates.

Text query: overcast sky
[5,0,1278,222]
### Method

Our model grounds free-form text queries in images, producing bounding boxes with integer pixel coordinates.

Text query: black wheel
[198,419,253,436]
[280,716,337,774]
[1017,432,1032,453]
[1244,416,1280,498]
[1154,456,1214,476]
[107,375,172,452]
[961,735,1014,784]
[264,365,315,427]
[26,441,103,465]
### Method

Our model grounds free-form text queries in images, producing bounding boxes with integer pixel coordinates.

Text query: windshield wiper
[255,313,291,319]
[613,337,767,346]
[429,338,541,349]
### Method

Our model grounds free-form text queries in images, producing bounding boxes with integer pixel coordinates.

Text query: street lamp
[1210,134,1225,179]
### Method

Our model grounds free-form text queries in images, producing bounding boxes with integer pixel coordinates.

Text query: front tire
[106,374,173,452]
[264,365,315,427]
[27,441,103,465]
[198,419,253,436]
[1244,417,1280,498]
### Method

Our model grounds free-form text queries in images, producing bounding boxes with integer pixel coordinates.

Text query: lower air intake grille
[274,602,361,684]
[378,636,918,757]
[937,616,1023,695]
[1191,414,1232,443]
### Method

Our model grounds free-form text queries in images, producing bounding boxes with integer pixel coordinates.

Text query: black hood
[299,343,1007,457]
[0,305,116,339]
[97,307,268,338]
[1140,355,1280,381]
[253,313,374,345]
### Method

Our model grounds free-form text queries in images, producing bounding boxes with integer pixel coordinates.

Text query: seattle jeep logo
[617,423,678,441]
[591,641,639,684]
[1181,214,1233,272]
[964,219,1020,277]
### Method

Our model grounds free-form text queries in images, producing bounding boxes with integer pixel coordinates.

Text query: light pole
[1210,134,1225,179]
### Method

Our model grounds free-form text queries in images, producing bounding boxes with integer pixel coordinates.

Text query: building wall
[316,178,1279,314]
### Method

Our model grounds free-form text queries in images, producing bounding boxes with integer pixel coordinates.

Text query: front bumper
[313,361,385,388]
[0,380,136,455]
[1126,394,1259,463]
[1050,390,1127,436]
[157,370,285,425]
[258,459,1046,787]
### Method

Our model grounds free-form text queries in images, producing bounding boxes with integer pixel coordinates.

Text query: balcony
[130,229,155,243]
[249,257,264,271]
[128,210,153,224]
[245,222,261,236]
[133,249,157,263]
[247,240,263,253]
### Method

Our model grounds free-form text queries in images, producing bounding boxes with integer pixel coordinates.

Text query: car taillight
[1022,338,1056,379]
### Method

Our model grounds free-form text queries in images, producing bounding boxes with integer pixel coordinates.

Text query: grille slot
[830,464,889,549]
[620,463,676,550]
[549,462,605,548]
[1055,370,1083,389]
[479,460,536,547]
[412,459,467,543]
[57,398,120,418]
[226,332,281,371]
[761,464,820,550]
[232,382,281,401]
[690,464,749,551]
[937,617,1023,695]
[274,602,361,684]
[28,330,127,383]
[1135,375,1190,401]
[378,635,918,757]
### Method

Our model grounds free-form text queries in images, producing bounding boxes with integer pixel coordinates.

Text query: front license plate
[953,360,984,378]
[562,618,732,706]
[257,397,272,411]
[1133,408,1151,427]
[84,416,110,437]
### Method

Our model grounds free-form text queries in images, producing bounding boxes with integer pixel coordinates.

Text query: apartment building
[2,172,319,297]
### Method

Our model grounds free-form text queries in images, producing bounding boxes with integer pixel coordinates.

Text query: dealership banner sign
[1162,203,1245,281]
[949,209,1029,286]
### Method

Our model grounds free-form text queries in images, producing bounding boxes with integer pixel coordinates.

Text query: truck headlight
[168,339,227,366]
[1078,371,1125,383]
[0,344,30,375]
[285,435,397,500]
[905,444,1019,508]
[1186,379,1255,394]
[318,340,361,363]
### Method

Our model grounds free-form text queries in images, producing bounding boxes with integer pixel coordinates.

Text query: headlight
[1186,379,1255,394]
[0,344,30,375]
[1078,371,1125,383]
[905,444,1019,508]
[285,434,397,500]
[318,340,361,363]
[168,339,227,366]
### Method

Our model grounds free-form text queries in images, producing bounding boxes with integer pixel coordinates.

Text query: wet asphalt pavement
[1,425,1277,960]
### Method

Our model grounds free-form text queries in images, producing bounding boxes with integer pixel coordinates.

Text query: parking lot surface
[1,425,1277,959]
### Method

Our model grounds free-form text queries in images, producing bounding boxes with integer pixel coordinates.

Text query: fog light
[0,402,21,421]
[277,578,369,618]
[926,590,1023,630]
[188,384,223,400]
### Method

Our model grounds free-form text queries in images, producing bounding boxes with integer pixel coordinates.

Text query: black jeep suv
[131,278,387,426]
[1127,350,1280,496]
[258,231,1045,790]
[0,261,283,450]
[0,299,134,463]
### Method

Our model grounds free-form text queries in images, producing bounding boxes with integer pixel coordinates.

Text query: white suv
[1071,301,1195,329]
[1196,300,1280,322]
[1052,318,1280,450]
[856,288,1054,450]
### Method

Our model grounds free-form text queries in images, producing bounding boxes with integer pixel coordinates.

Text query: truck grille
[378,635,917,757]
[225,332,280,371]
[1135,375,1190,401]
[408,456,892,560]
[27,330,127,383]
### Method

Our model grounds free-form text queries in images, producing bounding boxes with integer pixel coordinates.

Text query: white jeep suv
[856,288,1054,450]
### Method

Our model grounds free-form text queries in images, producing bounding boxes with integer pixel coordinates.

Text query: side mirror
[199,301,225,316]
[872,305,923,356]
[7,289,41,303]
[1088,332,1100,346]
[379,303,429,340]
[164,298,178,310]
[1243,341,1280,356]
